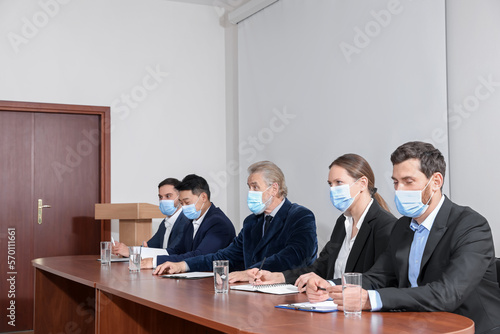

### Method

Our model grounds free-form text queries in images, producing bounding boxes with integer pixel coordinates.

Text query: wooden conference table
[32,256,474,334]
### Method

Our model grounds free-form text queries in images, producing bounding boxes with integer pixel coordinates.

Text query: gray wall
[447,0,500,255]
[237,0,449,249]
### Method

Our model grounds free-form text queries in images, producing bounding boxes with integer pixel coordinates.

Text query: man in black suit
[112,177,190,256]
[309,142,500,334]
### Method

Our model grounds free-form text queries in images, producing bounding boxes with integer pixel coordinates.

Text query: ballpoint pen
[253,257,267,284]
[286,304,317,311]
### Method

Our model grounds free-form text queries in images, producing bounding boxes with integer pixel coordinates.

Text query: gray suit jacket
[363,196,500,334]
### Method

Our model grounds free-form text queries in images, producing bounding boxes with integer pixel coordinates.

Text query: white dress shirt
[192,203,211,239]
[333,199,373,279]
[162,208,182,248]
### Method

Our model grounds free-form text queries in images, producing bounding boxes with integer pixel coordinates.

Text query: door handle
[37,199,51,225]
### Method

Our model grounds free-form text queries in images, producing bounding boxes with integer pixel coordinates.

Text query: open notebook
[230,283,299,295]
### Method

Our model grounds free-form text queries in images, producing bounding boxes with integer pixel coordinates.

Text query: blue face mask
[394,177,434,218]
[247,186,273,215]
[159,198,178,216]
[329,179,360,212]
[182,196,204,220]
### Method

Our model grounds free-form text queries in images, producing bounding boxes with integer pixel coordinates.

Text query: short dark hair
[391,141,446,180]
[175,174,211,200]
[158,178,181,189]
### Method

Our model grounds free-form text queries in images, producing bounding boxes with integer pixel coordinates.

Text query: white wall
[447,0,500,255]
[0,0,230,240]
[237,0,449,249]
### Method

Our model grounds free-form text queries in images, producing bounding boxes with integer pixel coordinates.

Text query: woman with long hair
[249,154,396,302]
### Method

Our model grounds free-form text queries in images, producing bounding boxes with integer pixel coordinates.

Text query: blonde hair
[247,161,288,198]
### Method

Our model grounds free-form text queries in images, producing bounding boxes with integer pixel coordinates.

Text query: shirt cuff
[185,262,190,272]
[152,256,157,268]
[327,280,336,286]
[367,290,383,311]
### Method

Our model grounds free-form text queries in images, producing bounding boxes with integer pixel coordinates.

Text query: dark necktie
[263,215,273,235]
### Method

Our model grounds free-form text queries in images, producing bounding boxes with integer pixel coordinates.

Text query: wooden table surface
[32,255,475,334]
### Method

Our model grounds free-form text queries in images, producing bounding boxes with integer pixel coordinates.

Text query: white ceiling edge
[228,0,279,24]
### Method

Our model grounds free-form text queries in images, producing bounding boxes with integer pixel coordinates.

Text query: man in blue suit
[153,161,318,282]
[142,174,236,268]
[112,177,190,257]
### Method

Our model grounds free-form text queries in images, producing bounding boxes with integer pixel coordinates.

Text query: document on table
[140,247,168,259]
[161,272,214,279]
[97,255,129,262]
[275,300,338,313]
[230,283,299,295]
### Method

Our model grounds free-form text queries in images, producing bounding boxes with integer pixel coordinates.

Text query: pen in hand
[253,257,267,284]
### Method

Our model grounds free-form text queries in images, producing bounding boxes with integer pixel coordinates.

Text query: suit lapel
[419,197,450,280]
[326,216,346,279]
[345,201,380,272]
[252,199,291,257]
[395,216,414,287]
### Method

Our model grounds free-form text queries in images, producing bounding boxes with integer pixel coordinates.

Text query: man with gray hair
[153,161,318,281]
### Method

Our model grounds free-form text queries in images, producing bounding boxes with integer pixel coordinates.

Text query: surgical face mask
[394,177,434,218]
[247,186,273,215]
[159,198,178,216]
[182,196,204,220]
[329,179,360,212]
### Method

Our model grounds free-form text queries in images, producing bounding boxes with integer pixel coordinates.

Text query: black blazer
[283,199,396,283]
[364,196,500,334]
[147,211,190,249]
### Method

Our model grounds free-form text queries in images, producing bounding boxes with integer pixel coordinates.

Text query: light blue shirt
[368,195,445,311]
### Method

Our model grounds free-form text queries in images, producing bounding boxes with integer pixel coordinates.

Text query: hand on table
[246,269,285,285]
[294,272,323,292]
[328,286,371,311]
[141,257,153,269]
[112,242,129,257]
[153,261,187,275]
[305,276,331,303]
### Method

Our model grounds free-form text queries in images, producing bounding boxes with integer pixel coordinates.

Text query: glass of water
[342,272,362,317]
[213,260,229,293]
[128,246,141,272]
[100,241,111,266]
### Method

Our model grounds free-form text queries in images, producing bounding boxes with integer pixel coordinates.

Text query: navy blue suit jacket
[283,199,396,283]
[147,211,190,250]
[157,204,236,264]
[185,198,318,272]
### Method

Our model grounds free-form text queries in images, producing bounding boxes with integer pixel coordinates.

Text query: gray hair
[247,161,288,198]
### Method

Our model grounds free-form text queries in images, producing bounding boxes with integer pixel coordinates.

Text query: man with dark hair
[310,141,500,334]
[112,177,190,257]
[152,161,318,281]
[141,174,236,268]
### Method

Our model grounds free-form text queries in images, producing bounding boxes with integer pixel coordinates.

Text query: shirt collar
[267,198,285,218]
[410,195,445,232]
[165,207,182,226]
[344,198,373,230]
[193,203,211,226]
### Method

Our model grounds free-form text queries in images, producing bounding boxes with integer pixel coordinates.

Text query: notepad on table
[161,272,214,279]
[230,283,299,295]
[276,300,338,313]
[97,255,129,262]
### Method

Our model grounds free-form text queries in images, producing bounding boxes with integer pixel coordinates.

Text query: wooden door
[0,101,110,333]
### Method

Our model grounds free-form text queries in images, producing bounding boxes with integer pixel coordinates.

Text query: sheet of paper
[140,247,168,259]
[276,300,338,312]
[161,272,214,279]
[230,283,299,295]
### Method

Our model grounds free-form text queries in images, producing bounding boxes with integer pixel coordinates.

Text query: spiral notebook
[230,283,299,295]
